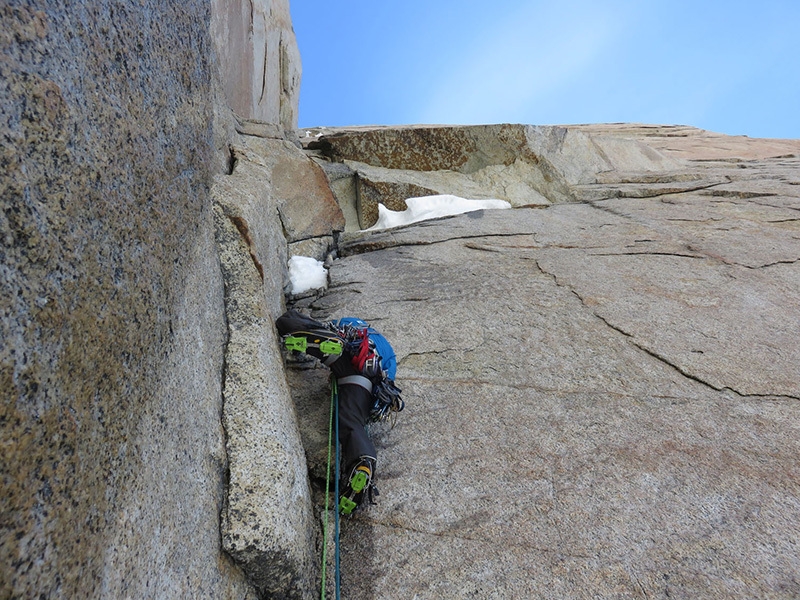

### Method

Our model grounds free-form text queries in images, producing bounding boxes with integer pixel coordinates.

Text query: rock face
[292,125,800,598]
[1,3,232,598]
[1,2,321,599]
[304,124,684,228]
[213,132,346,598]
[211,0,301,128]
[4,2,800,598]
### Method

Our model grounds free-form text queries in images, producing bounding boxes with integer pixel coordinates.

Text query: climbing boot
[339,457,375,515]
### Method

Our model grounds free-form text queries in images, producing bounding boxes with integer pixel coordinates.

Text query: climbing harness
[337,374,373,393]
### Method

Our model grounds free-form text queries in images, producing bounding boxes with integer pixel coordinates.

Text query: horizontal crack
[722,389,800,402]
[758,198,800,210]
[340,230,535,256]
[400,370,800,402]
[587,251,705,259]
[357,518,586,557]
[397,374,702,404]
[699,189,778,199]
[753,258,800,269]
[581,193,800,270]
[597,180,733,200]
[326,281,366,289]
[377,296,431,303]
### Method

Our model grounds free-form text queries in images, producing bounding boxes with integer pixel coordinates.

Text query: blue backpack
[333,317,397,381]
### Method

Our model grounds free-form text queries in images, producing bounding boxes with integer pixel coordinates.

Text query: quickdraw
[339,326,378,376]
[370,378,404,424]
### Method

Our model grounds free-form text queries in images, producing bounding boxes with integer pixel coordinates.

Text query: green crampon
[283,335,343,356]
[283,335,307,352]
[338,468,370,515]
[319,340,343,355]
[339,495,358,515]
[350,470,369,493]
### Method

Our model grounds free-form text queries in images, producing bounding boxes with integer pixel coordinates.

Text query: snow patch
[288,255,327,294]
[366,194,511,231]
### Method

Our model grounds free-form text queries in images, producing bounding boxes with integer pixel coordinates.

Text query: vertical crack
[228,215,264,281]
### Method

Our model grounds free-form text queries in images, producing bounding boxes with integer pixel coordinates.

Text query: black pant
[276,310,377,471]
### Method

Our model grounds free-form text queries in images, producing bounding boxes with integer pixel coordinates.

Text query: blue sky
[289,1,799,139]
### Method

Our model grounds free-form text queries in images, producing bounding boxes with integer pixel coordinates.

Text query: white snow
[366,194,511,231]
[288,255,327,294]
[288,195,511,292]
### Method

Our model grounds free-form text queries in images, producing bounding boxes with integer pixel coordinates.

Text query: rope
[320,378,336,599]
[334,378,342,599]
[320,378,342,600]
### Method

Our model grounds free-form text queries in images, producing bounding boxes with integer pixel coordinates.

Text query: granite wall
[211,0,301,129]
[1,1,310,598]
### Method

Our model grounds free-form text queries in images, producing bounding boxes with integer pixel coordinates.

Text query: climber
[275,309,403,515]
